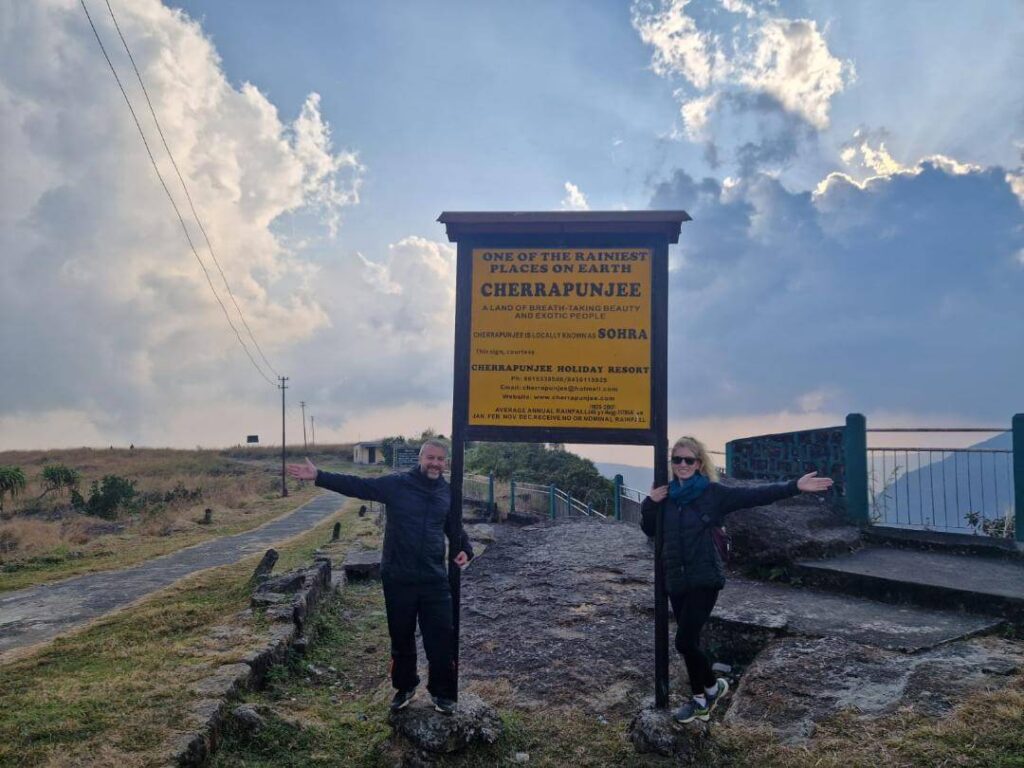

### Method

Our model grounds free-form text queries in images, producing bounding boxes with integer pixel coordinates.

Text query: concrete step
[864,525,1022,560]
[707,574,1002,657]
[793,546,1024,622]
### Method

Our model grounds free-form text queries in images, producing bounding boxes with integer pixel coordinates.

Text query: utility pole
[279,376,289,497]
[300,401,308,451]
[311,415,315,447]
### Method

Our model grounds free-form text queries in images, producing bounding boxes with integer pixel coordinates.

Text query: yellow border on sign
[468,247,652,429]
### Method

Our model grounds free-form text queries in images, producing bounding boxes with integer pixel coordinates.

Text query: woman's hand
[648,484,669,503]
[797,472,834,493]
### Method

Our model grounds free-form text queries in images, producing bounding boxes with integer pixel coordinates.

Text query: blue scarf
[668,472,709,507]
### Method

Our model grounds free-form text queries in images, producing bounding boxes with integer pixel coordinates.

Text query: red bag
[711,526,731,563]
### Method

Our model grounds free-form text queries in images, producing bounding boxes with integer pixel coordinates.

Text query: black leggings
[669,587,720,696]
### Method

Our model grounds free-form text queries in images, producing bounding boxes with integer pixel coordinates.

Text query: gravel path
[0,493,344,655]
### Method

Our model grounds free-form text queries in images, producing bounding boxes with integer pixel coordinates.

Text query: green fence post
[844,413,869,526]
[1013,414,1024,544]
[487,473,495,517]
[614,474,623,521]
[549,484,556,520]
[510,478,516,517]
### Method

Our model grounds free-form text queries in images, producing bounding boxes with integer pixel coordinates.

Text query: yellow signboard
[468,248,652,429]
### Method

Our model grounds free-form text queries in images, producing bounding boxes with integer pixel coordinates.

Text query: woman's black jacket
[640,480,798,593]
[315,467,473,585]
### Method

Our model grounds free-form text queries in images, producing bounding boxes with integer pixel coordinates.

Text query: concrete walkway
[0,493,345,656]
[717,575,1002,652]
[795,546,1024,612]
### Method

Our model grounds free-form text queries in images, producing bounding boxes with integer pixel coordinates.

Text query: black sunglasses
[671,456,699,466]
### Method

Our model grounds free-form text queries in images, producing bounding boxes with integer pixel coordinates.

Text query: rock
[254,572,305,595]
[250,549,279,582]
[389,693,503,754]
[513,751,530,763]
[464,523,497,544]
[344,549,382,580]
[628,700,708,758]
[460,518,655,713]
[191,664,251,698]
[725,635,1024,744]
[722,484,861,566]
[711,662,732,674]
[231,704,266,733]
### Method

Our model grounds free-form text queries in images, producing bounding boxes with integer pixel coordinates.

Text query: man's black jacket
[315,467,473,585]
[641,480,798,593]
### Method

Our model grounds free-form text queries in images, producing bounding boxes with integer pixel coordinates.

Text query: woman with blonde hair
[640,435,833,723]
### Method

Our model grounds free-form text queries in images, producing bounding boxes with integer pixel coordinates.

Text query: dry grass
[0,446,368,592]
[0,496,377,768]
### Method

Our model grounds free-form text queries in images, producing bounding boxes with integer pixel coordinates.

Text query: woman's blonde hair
[671,436,719,482]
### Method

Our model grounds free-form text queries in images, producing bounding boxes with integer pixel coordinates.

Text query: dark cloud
[650,160,1024,423]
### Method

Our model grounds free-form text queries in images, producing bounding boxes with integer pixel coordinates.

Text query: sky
[1,0,1022,468]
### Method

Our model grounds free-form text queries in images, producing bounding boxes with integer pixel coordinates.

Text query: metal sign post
[441,211,688,707]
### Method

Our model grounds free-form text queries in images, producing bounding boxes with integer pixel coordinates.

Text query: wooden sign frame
[439,210,689,708]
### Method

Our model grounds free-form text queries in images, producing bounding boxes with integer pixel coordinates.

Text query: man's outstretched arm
[287,458,389,502]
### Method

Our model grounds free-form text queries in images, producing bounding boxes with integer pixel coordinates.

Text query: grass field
[0,445,363,592]
[0,490,378,768]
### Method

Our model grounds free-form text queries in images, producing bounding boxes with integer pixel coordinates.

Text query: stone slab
[724,635,1024,744]
[795,546,1024,616]
[343,549,382,580]
[715,576,1003,652]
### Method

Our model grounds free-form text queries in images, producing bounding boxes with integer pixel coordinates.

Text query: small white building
[353,441,386,464]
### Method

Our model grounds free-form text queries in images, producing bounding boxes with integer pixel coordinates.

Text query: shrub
[40,464,81,498]
[81,475,138,520]
[0,466,28,516]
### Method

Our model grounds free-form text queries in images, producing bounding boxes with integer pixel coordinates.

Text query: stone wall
[726,426,846,504]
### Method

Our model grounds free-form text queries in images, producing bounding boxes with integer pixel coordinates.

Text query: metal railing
[867,428,1015,538]
[618,484,646,527]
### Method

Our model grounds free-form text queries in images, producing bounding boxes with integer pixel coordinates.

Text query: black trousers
[382,579,457,700]
[669,587,720,696]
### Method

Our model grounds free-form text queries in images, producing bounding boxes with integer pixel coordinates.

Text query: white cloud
[1007,171,1024,208]
[814,132,986,198]
[561,181,590,211]
[0,0,360,446]
[680,93,719,140]
[632,0,853,136]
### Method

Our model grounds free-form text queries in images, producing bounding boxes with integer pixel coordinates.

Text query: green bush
[40,464,81,497]
[76,475,138,520]
[464,442,614,512]
[0,466,27,516]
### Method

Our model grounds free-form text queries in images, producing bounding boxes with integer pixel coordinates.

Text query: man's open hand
[287,457,317,482]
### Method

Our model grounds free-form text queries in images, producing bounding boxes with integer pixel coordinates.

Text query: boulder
[343,549,382,580]
[231,704,266,733]
[721,480,861,566]
[628,699,709,758]
[389,693,503,754]
[724,635,1024,744]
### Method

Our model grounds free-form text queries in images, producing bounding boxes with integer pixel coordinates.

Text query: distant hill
[872,431,1013,533]
[595,463,653,494]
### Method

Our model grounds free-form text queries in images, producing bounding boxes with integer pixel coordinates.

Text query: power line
[102,0,281,379]
[78,0,276,388]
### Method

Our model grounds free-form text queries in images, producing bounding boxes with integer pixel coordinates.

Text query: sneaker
[431,695,457,715]
[673,697,710,724]
[390,688,416,712]
[705,677,730,715]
